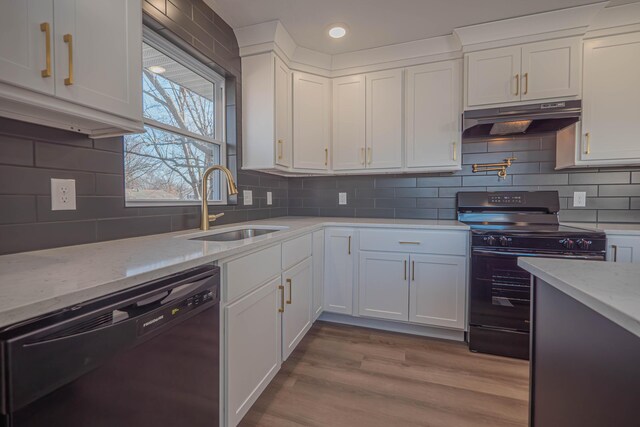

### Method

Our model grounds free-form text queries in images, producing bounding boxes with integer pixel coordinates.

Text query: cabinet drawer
[282,233,312,269]
[225,244,282,302]
[359,229,467,255]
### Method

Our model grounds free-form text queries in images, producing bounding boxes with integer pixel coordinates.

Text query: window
[124,30,226,206]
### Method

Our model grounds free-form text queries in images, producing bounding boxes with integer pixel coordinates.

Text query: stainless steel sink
[190,228,280,242]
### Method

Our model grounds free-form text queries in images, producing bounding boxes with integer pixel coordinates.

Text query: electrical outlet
[573,191,587,208]
[243,190,253,206]
[51,178,76,211]
[266,191,273,205]
[338,192,347,205]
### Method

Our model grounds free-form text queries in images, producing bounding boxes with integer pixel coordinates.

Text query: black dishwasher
[0,264,220,427]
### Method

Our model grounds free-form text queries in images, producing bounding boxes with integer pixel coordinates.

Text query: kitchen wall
[0,0,287,255]
[288,133,640,223]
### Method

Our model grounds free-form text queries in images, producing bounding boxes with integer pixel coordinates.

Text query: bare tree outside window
[124,41,225,204]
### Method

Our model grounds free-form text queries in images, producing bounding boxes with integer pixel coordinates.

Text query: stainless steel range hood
[462,100,581,138]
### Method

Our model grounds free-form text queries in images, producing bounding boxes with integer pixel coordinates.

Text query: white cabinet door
[226,277,281,427]
[521,38,580,101]
[53,0,142,120]
[582,33,640,162]
[366,69,403,169]
[406,61,461,169]
[282,257,313,360]
[607,235,640,263]
[358,251,409,322]
[293,72,331,170]
[312,229,325,320]
[0,0,54,95]
[466,46,521,107]
[332,74,366,170]
[274,55,292,168]
[409,254,466,329]
[324,228,355,315]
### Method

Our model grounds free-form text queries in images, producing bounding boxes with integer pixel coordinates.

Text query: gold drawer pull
[324,148,328,166]
[523,73,529,95]
[514,74,519,96]
[63,34,73,86]
[404,260,407,280]
[399,241,420,245]
[584,132,591,155]
[366,147,372,165]
[348,236,351,255]
[412,261,415,281]
[452,142,457,161]
[40,23,51,78]
[611,245,618,262]
[278,285,285,313]
[286,278,292,304]
[278,139,283,159]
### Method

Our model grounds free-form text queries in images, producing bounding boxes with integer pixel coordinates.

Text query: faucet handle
[208,212,225,222]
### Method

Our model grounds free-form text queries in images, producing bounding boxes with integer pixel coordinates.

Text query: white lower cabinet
[324,228,356,315]
[225,276,281,427]
[312,230,325,320]
[607,235,640,263]
[282,257,313,360]
[409,254,467,329]
[358,251,409,321]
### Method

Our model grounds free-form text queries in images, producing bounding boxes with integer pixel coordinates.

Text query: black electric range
[457,191,606,360]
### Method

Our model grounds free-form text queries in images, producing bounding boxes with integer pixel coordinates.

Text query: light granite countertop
[518,258,640,338]
[0,216,469,329]
[562,222,640,236]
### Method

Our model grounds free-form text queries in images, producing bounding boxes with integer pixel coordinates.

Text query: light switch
[243,190,253,206]
[338,192,347,205]
[267,191,273,205]
[573,191,586,208]
[51,178,76,211]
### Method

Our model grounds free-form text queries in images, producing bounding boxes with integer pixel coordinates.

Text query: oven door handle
[472,249,604,260]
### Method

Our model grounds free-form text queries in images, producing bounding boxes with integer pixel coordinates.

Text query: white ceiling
[205,0,634,55]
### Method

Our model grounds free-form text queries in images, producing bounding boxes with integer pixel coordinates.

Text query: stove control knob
[577,239,592,250]
[484,236,497,246]
[560,238,575,249]
[499,236,511,247]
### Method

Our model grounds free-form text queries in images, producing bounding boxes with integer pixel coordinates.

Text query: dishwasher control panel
[137,289,215,336]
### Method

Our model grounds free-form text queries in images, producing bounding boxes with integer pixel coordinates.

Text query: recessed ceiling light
[328,25,347,39]
[147,65,166,74]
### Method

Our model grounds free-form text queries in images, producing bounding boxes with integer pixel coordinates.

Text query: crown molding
[234,2,640,75]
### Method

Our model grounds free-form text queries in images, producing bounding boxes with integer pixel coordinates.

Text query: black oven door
[470,249,603,332]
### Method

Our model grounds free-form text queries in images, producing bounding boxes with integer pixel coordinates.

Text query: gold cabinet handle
[452,142,457,161]
[360,147,365,165]
[584,132,591,155]
[277,139,283,159]
[366,147,372,165]
[63,34,73,86]
[278,285,285,313]
[514,74,520,96]
[286,278,292,304]
[40,23,51,78]
[523,73,529,95]
[412,261,415,281]
[348,235,351,255]
[404,260,407,280]
[399,241,420,245]
[324,148,328,166]
[611,245,618,262]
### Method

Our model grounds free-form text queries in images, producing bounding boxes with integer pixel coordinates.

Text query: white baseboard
[318,312,466,342]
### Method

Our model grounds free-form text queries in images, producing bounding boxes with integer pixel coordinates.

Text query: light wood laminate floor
[240,321,529,427]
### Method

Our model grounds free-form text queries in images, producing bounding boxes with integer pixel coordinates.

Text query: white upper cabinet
[466,38,580,108]
[293,71,331,170]
[0,0,54,95]
[520,38,580,102]
[581,33,640,163]
[332,74,366,170]
[274,55,292,168]
[366,69,403,169]
[0,0,142,137]
[53,0,141,120]
[466,45,521,107]
[406,60,461,169]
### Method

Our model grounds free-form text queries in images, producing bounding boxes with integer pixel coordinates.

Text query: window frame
[125,27,227,207]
